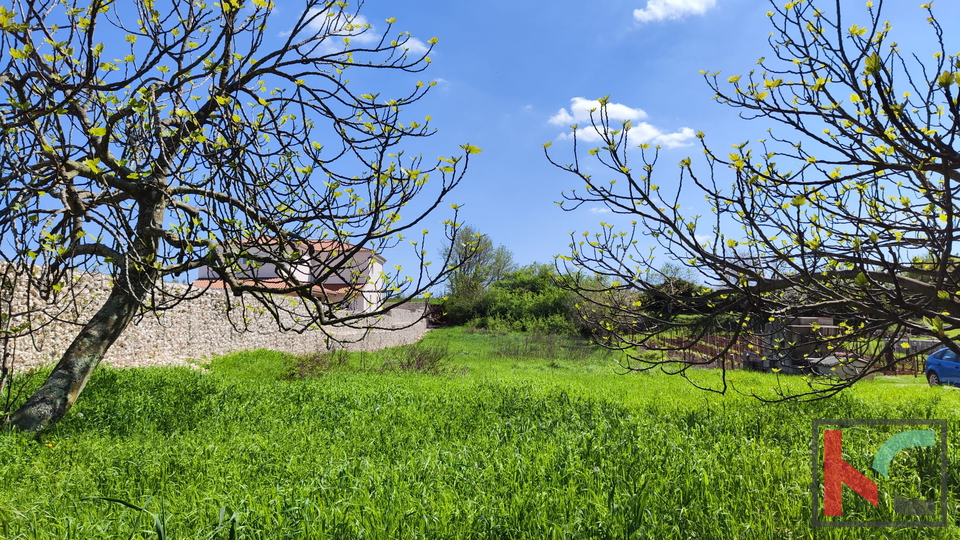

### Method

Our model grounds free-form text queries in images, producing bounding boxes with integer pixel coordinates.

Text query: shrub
[288,349,350,379]
[379,342,450,374]
[440,263,583,335]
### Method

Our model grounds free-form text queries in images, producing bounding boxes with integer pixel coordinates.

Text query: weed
[492,331,600,362]
[288,349,350,379]
[0,328,955,538]
[379,342,450,374]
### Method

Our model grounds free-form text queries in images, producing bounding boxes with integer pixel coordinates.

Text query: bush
[440,291,489,326]
[440,263,583,335]
[288,349,350,379]
[379,342,451,374]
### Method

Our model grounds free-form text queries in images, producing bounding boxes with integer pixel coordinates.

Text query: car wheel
[928,371,942,386]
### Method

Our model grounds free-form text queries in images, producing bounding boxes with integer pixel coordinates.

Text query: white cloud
[550,97,696,148]
[589,207,612,214]
[400,37,431,56]
[549,97,647,127]
[634,0,717,23]
[652,127,696,149]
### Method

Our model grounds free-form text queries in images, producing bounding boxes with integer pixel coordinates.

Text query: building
[193,239,386,313]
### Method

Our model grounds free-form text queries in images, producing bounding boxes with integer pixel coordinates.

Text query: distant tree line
[435,226,574,333]
[437,227,719,335]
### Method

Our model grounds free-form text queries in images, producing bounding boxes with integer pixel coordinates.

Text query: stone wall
[4,271,427,372]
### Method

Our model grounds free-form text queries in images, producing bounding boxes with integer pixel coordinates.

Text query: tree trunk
[5,285,140,432]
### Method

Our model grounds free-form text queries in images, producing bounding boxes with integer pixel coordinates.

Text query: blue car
[925,348,960,386]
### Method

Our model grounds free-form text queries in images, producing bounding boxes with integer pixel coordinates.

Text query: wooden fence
[652,332,931,376]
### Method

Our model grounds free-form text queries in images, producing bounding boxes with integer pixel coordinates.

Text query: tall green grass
[0,328,956,538]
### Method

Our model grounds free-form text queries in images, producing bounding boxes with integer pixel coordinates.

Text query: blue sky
[12,0,960,296]
[317,0,956,286]
[370,0,777,273]
[123,0,952,289]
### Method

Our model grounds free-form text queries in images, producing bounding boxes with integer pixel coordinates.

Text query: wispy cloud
[634,0,717,23]
[549,97,696,148]
[589,207,612,214]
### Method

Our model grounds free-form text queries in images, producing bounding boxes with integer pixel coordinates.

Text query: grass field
[0,327,957,539]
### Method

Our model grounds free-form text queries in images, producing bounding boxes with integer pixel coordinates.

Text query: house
[192,239,386,313]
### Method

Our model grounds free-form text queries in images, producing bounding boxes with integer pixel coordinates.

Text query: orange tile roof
[191,277,353,298]
[232,238,384,262]
[320,282,354,293]
[230,237,370,253]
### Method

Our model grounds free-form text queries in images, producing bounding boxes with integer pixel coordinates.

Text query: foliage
[441,261,586,334]
[547,0,960,399]
[378,341,451,374]
[0,329,956,538]
[474,263,579,333]
[438,225,515,324]
[0,0,474,431]
[287,349,351,379]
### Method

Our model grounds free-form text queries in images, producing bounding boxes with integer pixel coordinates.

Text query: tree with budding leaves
[0,0,478,432]
[547,0,960,399]
[437,225,516,324]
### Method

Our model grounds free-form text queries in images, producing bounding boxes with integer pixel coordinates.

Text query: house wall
[309,253,384,313]
[311,253,376,284]
[3,271,427,373]
[197,258,310,283]
[196,248,382,312]
[361,258,385,313]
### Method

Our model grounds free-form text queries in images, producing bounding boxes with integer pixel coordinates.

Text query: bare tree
[0,0,477,431]
[547,0,960,399]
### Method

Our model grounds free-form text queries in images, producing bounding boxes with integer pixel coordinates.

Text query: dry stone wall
[5,271,427,372]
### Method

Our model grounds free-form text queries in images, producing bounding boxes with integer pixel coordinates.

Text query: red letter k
[823,429,879,516]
